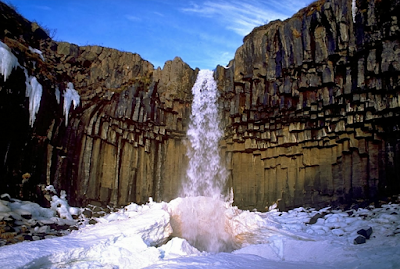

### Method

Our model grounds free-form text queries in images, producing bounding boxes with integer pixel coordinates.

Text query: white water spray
[169,70,235,253]
[182,69,228,198]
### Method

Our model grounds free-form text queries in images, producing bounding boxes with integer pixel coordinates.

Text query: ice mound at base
[167,196,266,253]
[0,203,173,269]
[0,197,399,268]
[159,237,201,259]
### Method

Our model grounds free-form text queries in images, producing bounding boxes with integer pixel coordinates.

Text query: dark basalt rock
[88,219,98,225]
[82,209,93,219]
[357,227,373,240]
[307,213,325,225]
[354,235,367,245]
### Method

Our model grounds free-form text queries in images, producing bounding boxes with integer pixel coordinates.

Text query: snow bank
[50,190,78,221]
[0,202,172,269]
[7,199,55,220]
[159,237,201,259]
[63,82,80,126]
[0,41,19,82]
[0,195,399,269]
[2,188,82,224]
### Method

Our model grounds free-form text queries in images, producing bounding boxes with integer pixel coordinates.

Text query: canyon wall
[50,45,197,206]
[217,0,400,210]
[1,0,400,210]
[0,1,197,207]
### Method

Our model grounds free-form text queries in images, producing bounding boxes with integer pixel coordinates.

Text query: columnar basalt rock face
[0,1,197,207]
[217,0,400,210]
[1,0,400,210]
[51,50,197,206]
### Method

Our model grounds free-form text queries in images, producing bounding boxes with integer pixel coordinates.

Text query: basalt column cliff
[0,1,197,207]
[217,0,400,210]
[1,0,400,210]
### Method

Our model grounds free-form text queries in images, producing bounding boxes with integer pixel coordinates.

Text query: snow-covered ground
[0,194,399,269]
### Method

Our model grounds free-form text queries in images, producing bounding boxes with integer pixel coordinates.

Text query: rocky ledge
[0,190,117,246]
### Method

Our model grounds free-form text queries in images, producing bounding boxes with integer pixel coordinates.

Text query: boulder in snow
[357,227,373,239]
[307,213,325,224]
[353,235,366,244]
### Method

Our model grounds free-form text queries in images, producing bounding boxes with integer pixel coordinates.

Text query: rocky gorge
[1,0,400,211]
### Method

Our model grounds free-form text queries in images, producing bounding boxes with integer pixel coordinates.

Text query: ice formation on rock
[352,0,357,23]
[24,69,43,127]
[63,82,80,126]
[0,41,19,82]
[28,46,45,61]
[1,41,43,127]
[55,86,60,104]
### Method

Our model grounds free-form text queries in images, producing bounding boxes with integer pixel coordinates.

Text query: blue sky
[5,0,314,70]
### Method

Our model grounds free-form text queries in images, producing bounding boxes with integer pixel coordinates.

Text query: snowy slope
[0,196,399,269]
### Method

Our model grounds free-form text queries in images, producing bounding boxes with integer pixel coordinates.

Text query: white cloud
[181,0,311,36]
[153,11,164,17]
[33,5,52,11]
[125,15,141,22]
[189,49,234,70]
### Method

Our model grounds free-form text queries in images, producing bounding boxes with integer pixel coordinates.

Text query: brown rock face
[217,0,400,210]
[0,1,197,206]
[51,50,197,206]
[1,0,400,210]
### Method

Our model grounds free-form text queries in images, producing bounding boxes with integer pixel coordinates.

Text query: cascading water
[169,70,236,253]
[183,69,227,198]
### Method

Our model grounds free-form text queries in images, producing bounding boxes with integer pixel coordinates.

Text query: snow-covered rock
[0,205,172,269]
[0,194,399,269]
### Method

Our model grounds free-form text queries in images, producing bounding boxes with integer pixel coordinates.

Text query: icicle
[0,41,19,82]
[63,82,80,126]
[55,86,60,104]
[24,70,43,127]
[352,0,357,23]
[1,41,43,127]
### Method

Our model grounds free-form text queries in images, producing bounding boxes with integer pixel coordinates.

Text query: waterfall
[182,69,228,198]
[169,70,235,253]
